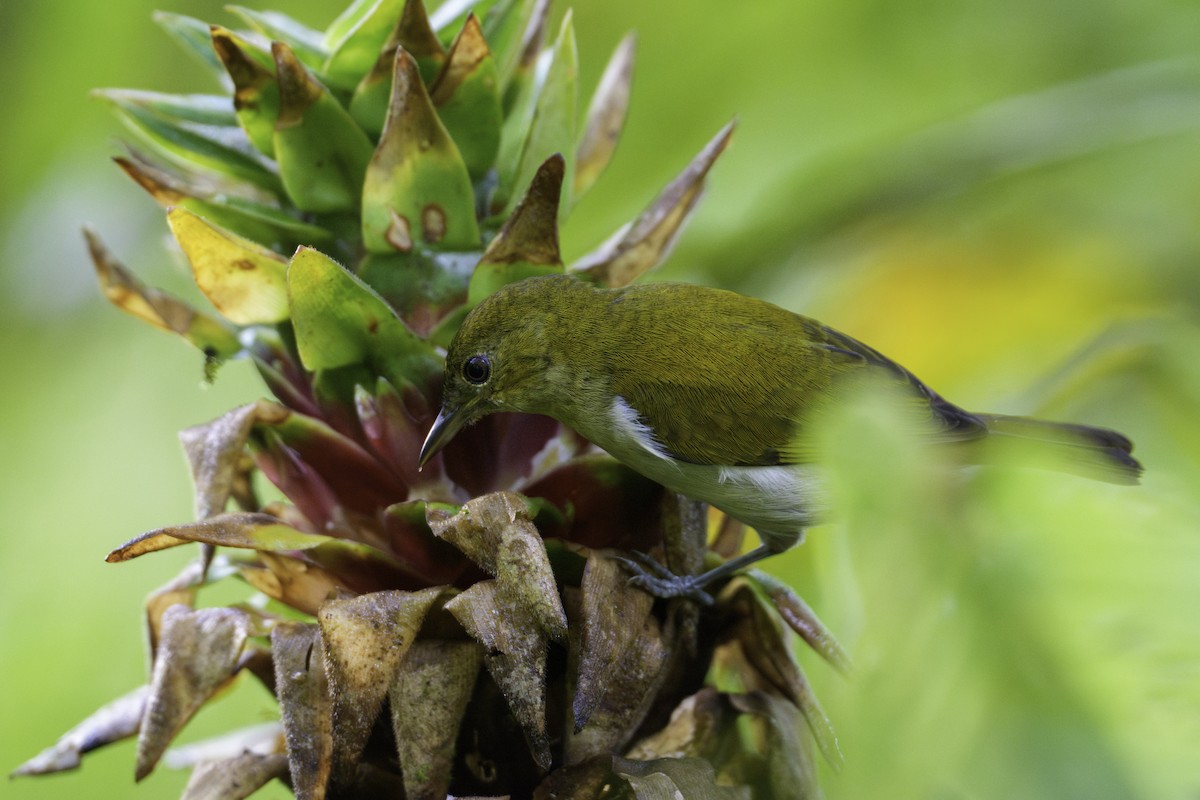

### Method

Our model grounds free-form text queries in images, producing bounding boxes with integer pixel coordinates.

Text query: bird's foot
[610,551,716,606]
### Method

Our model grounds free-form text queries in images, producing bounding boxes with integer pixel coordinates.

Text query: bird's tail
[970,413,1142,484]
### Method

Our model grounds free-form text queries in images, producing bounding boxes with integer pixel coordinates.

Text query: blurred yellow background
[2,0,1198,798]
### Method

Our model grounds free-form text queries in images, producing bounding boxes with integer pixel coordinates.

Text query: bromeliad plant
[16,1,847,797]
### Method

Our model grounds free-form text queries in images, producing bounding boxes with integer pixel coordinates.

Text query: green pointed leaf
[117,154,332,247]
[117,154,332,249]
[211,27,279,158]
[362,49,480,252]
[168,208,289,325]
[430,14,503,179]
[573,121,734,286]
[481,0,538,89]
[468,153,563,305]
[191,196,335,250]
[574,33,635,200]
[273,43,375,214]
[349,0,448,137]
[153,12,231,89]
[85,229,241,358]
[500,10,576,217]
[287,247,441,386]
[393,0,448,81]
[491,0,550,201]
[323,0,406,91]
[357,250,474,335]
[98,91,282,195]
[227,7,328,69]
[96,89,237,126]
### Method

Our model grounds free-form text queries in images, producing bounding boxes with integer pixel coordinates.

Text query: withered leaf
[614,755,750,800]
[445,579,552,772]
[272,622,333,800]
[532,755,618,800]
[11,685,148,776]
[571,121,734,287]
[730,691,820,799]
[428,491,567,643]
[136,606,254,780]
[164,722,283,768]
[389,639,484,800]
[84,228,241,357]
[751,569,853,675]
[468,154,565,306]
[180,403,273,521]
[108,512,331,562]
[145,559,205,660]
[568,553,671,764]
[725,581,842,769]
[318,588,446,780]
[625,688,732,762]
[244,552,347,617]
[574,32,635,199]
[109,512,424,596]
[180,752,289,800]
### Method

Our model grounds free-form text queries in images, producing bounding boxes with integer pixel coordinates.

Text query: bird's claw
[610,551,716,606]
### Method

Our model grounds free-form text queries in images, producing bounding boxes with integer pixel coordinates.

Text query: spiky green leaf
[430,14,503,179]
[153,12,231,89]
[499,10,576,217]
[227,6,328,69]
[323,0,407,91]
[468,153,563,305]
[97,91,282,195]
[362,49,480,252]
[287,247,441,385]
[349,0,448,136]
[273,43,375,213]
[211,27,280,158]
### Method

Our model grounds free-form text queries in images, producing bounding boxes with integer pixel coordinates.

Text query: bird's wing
[610,312,985,467]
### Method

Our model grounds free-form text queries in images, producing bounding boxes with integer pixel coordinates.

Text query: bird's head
[418,275,594,468]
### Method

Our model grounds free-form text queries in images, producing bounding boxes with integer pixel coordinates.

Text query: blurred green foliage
[1,0,1198,798]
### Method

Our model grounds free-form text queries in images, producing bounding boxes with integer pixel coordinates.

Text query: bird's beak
[418,404,470,470]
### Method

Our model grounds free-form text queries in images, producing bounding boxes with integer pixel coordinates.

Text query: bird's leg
[613,543,777,606]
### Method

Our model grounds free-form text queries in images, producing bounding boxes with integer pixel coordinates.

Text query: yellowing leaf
[168,208,289,325]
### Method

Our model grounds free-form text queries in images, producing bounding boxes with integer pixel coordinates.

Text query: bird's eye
[462,354,491,385]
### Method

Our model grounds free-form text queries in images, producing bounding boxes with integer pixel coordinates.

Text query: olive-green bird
[419,274,1141,603]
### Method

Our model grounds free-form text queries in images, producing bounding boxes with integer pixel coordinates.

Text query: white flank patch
[610,396,675,462]
[713,464,827,533]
